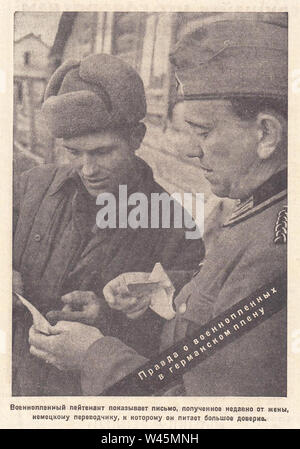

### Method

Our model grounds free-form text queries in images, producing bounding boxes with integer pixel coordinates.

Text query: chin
[84,182,114,197]
[210,184,229,198]
[86,189,100,198]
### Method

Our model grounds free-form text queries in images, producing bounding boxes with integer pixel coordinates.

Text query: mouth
[83,176,109,186]
[199,164,213,173]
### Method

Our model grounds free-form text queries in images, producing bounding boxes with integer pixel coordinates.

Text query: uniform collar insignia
[223,169,287,227]
[274,205,287,244]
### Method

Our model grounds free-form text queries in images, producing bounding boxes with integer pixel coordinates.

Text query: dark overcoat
[13,159,203,396]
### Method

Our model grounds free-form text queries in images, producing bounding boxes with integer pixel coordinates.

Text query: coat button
[33,234,41,242]
[178,303,187,314]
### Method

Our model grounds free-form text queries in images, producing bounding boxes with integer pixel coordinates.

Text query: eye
[199,131,210,139]
[191,129,210,139]
[185,121,211,138]
[66,148,81,157]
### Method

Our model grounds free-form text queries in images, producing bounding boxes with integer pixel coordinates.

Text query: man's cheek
[207,147,230,168]
[212,137,232,158]
[70,158,83,170]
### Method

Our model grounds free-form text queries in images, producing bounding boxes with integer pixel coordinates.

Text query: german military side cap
[42,54,147,138]
[170,13,288,100]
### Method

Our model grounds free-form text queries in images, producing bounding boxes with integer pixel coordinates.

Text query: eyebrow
[185,120,212,130]
[64,145,116,152]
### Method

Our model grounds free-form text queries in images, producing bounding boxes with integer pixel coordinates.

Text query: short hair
[228,96,287,121]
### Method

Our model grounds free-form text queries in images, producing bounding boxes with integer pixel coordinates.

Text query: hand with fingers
[29,321,102,371]
[103,273,152,320]
[46,290,100,325]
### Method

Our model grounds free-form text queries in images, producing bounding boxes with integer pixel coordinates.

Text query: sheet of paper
[148,263,176,320]
[125,263,176,320]
[14,293,52,335]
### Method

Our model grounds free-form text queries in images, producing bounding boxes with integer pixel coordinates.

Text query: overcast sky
[14,12,61,46]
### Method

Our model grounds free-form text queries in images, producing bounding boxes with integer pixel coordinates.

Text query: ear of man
[128,122,147,150]
[256,112,285,160]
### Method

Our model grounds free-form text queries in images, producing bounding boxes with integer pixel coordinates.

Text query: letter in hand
[46,290,100,326]
[103,264,176,321]
[29,321,102,371]
[103,273,155,320]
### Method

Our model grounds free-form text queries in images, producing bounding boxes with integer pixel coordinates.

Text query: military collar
[223,169,287,227]
[48,165,80,196]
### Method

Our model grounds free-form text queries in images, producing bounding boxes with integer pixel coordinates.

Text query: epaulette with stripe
[223,169,287,229]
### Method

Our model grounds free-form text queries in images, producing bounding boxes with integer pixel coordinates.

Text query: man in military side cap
[29,13,288,396]
[12,54,202,396]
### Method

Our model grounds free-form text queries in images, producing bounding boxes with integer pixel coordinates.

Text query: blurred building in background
[14,32,54,176]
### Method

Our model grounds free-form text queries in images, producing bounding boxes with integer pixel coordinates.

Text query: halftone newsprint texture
[0,0,300,429]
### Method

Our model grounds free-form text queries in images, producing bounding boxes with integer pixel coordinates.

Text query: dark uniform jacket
[13,158,203,396]
[80,170,287,397]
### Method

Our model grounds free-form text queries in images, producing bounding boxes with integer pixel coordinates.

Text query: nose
[182,141,204,160]
[180,126,204,160]
[81,152,99,178]
[187,147,204,159]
